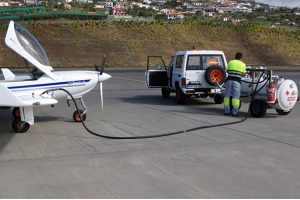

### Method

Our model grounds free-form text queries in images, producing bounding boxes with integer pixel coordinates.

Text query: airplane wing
[0,84,58,107]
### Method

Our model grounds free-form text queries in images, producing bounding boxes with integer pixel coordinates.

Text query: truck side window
[202,55,225,69]
[187,55,201,70]
[175,55,184,69]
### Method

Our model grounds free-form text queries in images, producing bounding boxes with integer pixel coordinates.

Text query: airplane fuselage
[1,71,111,105]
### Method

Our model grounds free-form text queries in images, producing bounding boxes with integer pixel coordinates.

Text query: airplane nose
[100,73,111,82]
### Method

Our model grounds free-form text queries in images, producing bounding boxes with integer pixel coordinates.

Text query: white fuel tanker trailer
[238,66,299,118]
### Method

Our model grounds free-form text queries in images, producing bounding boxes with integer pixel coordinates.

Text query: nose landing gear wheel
[12,117,30,133]
[73,110,87,122]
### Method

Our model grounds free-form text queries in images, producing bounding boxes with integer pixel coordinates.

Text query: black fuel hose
[57,71,268,140]
[240,69,270,97]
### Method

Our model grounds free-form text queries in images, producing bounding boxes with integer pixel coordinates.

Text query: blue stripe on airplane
[8,79,91,90]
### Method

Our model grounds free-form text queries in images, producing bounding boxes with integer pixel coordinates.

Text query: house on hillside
[95,4,105,9]
[105,1,114,8]
[152,0,167,5]
[166,11,184,20]
[202,11,214,17]
[22,0,36,5]
[115,1,129,9]
[0,2,9,6]
[110,8,125,15]
[143,0,151,4]
[231,18,244,24]
[182,1,202,9]
[8,1,21,6]
[76,0,93,3]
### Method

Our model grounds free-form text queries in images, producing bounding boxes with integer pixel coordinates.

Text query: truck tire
[161,88,171,98]
[214,94,224,104]
[176,86,185,104]
[250,100,267,118]
[205,65,226,86]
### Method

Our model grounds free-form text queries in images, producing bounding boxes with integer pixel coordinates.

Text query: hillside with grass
[0,20,299,69]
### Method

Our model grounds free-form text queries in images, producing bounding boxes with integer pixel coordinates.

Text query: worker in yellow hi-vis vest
[224,52,246,117]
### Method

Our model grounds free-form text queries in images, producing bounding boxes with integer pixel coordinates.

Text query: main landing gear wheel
[12,117,30,133]
[12,107,20,118]
[73,110,87,122]
[205,65,226,86]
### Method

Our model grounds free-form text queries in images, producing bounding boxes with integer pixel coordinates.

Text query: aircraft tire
[73,110,87,122]
[12,117,30,133]
[12,107,20,118]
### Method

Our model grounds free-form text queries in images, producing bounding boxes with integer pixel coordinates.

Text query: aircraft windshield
[14,22,51,66]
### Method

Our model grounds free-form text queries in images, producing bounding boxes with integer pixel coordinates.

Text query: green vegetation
[0,20,299,68]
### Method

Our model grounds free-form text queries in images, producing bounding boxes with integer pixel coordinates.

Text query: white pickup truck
[145,50,227,104]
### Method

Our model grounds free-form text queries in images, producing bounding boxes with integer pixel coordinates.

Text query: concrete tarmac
[0,71,300,198]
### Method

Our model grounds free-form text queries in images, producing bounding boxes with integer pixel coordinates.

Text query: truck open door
[145,56,168,88]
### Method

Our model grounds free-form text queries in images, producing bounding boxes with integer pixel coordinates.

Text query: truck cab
[146,50,227,104]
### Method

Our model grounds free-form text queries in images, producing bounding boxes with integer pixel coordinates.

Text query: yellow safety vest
[227,60,246,79]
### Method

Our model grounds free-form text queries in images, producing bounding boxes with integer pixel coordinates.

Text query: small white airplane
[0,20,111,133]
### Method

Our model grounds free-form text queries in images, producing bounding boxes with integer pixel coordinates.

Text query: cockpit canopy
[14,22,51,66]
[5,21,55,80]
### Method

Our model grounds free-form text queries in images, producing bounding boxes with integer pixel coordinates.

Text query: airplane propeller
[95,55,106,111]
[95,55,105,75]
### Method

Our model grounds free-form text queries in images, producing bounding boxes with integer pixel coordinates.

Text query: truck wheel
[161,88,171,98]
[214,94,224,104]
[176,87,185,104]
[250,100,267,118]
[205,65,226,86]
[275,109,291,115]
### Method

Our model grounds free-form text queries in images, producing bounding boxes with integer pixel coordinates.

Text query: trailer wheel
[205,65,226,86]
[275,109,291,116]
[250,100,267,118]
[161,88,171,98]
[176,86,185,104]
